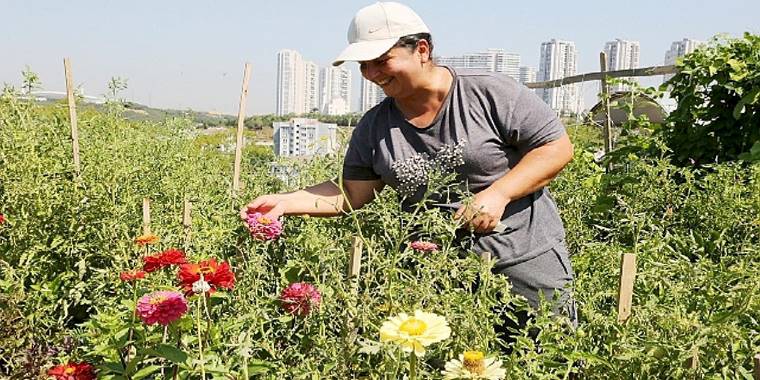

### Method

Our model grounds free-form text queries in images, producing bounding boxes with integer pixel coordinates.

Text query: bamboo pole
[232,63,252,195]
[63,58,81,176]
[599,52,614,159]
[348,236,363,279]
[617,253,637,323]
[479,251,492,265]
[525,64,677,89]
[142,198,151,235]
[753,353,760,380]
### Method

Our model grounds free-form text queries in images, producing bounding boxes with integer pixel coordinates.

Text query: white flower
[442,351,506,379]
[379,309,451,357]
[192,279,211,294]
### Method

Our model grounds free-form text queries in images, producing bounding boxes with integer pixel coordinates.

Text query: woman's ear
[416,40,431,63]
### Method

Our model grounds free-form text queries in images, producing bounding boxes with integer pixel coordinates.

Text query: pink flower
[280,282,321,317]
[136,290,188,325]
[245,212,283,241]
[410,240,439,253]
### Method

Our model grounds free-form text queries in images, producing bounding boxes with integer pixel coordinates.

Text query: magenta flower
[280,282,321,317]
[136,290,188,325]
[410,240,439,253]
[245,212,283,241]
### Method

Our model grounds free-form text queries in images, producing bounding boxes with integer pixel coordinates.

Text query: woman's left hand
[454,187,511,233]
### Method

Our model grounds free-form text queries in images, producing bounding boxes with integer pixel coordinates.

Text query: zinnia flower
[279,282,321,316]
[410,240,439,252]
[134,233,160,246]
[379,310,451,356]
[178,259,235,294]
[47,361,96,380]
[143,248,187,272]
[442,351,506,379]
[245,212,283,241]
[136,290,188,325]
[119,270,146,282]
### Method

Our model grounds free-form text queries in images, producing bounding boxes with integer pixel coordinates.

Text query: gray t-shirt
[343,67,567,270]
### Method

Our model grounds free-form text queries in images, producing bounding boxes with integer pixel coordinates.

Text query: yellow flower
[379,309,451,356]
[442,351,506,379]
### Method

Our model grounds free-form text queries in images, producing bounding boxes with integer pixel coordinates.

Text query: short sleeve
[506,87,566,154]
[342,121,381,180]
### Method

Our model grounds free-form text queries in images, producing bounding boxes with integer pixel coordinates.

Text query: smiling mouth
[376,78,393,86]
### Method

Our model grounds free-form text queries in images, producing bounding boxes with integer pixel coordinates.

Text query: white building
[436,48,521,81]
[319,67,352,115]
[276,50,319,116]
[360,78,387,113]
[537,39,579,116]
[273,118,338,157]
[603,39,641,92]
[664,38,705,81]
[519,66,537,84]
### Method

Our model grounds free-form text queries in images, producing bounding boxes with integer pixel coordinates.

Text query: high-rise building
[537,39,579,115]
[435,48,521,81]
[360,78,387,113]
[273,118,338,157]
[663,38,705,81]
[276,49,319,116]
[519,66,537,84]
[319,67,352,115]
[603,39,640,92]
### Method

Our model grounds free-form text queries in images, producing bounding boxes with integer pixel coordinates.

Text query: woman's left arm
[455,133,574,233]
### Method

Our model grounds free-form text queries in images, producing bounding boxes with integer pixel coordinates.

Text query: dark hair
[394,33,434,57]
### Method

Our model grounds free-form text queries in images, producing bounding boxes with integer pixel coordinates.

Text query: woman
[242,2,576,326]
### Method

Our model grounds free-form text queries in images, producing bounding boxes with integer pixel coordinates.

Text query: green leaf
[152,344,189,364]
[733,88,760,119]
[132,365,161,379]
[98,362,125,374]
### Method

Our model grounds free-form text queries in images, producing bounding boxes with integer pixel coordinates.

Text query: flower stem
[196,295,206,379]
[409,353,417,380]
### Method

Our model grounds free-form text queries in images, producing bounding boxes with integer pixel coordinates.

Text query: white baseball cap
[332,2,430,66]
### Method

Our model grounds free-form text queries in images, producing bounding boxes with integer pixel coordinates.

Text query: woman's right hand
[239,194,288,222]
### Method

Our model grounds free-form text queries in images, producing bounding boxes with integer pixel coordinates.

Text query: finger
[239,206,249,220]
[263,202,286,220]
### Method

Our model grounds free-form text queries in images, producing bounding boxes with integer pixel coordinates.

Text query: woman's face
[359,43,426,99]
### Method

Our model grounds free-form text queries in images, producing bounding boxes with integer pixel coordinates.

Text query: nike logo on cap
[368,26,383,33]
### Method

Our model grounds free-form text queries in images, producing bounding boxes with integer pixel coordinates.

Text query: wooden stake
[63,58,81,176]
[617,253,637,323]
[599,52,614,161]
[142,198,151,235]
[182,198,192,250]
[348,236,363,279]
[232,63,252,195]
[480,251,492,265]
[753,353,760,380]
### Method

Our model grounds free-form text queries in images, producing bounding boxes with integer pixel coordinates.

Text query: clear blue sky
[2,0,757,115]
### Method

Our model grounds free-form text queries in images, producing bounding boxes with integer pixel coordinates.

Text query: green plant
[662,33,760,165]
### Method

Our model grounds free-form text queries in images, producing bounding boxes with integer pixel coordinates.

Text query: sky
[2,0,758,115]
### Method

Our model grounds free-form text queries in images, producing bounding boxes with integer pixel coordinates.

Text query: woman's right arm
[239,179,385,220]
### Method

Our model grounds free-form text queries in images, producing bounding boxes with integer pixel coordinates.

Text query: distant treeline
[218,112,365,129]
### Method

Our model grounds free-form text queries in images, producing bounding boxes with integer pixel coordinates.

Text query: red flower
[143,248,187,272]
[0,213,5,225]
[178,259,235,294]
[280,282,321,317]
[48,361,96,380]
[119,270,146,282]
